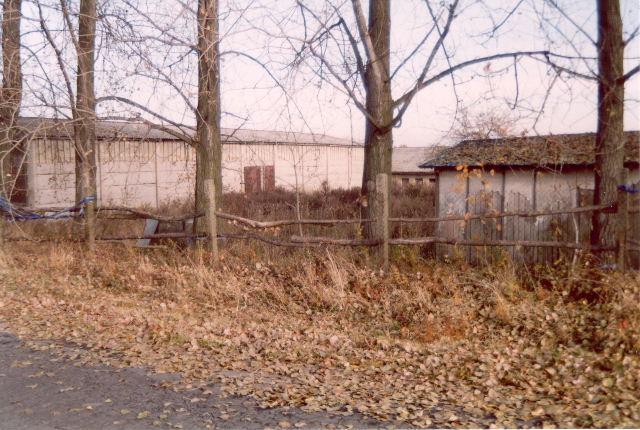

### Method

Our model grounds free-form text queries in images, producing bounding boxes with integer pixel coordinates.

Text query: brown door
[263,165,275,192]
[244,166,262,193]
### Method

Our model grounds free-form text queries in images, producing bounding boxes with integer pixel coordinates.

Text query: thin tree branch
[546,0,597,45]
[392,51,552,109]
[389,20,438,81]
[95,95,195,144]
[621,64,640,83]
[337,17,366,82]
[510,56,519,109]
[624,25,639,46]
[37,1,77,115]
[541,53,599,81]
[390,0,458,126]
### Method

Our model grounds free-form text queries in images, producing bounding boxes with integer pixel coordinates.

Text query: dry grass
[1,241,637,348]
[0,239,639,427]
[3,185,436,245]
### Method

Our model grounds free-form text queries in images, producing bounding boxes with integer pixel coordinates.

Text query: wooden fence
[4,174,639,270]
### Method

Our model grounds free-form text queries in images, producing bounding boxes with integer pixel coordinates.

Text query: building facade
[391,146,443,187]
[13,118,364,208]
[420,132,640,264]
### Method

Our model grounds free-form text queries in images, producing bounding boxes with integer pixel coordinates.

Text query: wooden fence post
[375,173,390,270]
[0,217,5,247]
[203,178,219,260]
[616,169,629,271]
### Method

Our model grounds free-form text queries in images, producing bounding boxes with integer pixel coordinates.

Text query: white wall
[436,167,611,219]
[436,170,467,244]
[222,143,364,192]
[435,166,639,262]
[27,138,364,208]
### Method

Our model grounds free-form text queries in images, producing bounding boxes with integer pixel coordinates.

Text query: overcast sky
[12,0,640,147]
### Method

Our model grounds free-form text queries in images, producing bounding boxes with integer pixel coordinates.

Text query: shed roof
[392,146,444,173]
[420,132,640,169]
[16,117,361,147]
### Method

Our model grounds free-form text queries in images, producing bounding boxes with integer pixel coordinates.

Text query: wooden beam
[390,237,616,250]
[390,203,615,223]
[290,235,380,246]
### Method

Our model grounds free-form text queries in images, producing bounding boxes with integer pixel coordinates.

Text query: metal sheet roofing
[392,146,444,173]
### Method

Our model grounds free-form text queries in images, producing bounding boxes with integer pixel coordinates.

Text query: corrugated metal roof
[420,132,640,168]
[392,146,444,173]
[15,117,362,147]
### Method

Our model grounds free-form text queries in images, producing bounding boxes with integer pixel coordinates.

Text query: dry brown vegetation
[0,239,638,428]
[4,185,437,246]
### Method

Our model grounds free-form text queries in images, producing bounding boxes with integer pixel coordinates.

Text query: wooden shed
[420,131,640,264]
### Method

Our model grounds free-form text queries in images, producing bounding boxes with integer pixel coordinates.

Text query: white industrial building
[11,118,364,208]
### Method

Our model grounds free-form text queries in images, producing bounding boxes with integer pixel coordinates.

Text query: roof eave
[426,161,640,170]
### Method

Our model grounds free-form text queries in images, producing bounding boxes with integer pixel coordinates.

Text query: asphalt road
[0,325,381,430]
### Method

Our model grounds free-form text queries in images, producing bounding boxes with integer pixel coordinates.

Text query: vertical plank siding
[436,167,639,266]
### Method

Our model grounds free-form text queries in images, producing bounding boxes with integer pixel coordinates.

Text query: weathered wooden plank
[136,218,159,247]
[390,237,616,250]
[290,235,380,246]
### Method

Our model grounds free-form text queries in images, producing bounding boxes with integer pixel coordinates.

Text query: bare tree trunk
[75,0,98,250]
[590,0,624,256]
[0,0,22,195]
[360,0,392,264]
[0,0,22,246]
[194,0,222,258]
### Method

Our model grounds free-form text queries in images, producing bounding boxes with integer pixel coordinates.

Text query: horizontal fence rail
[2,202,621,249]
[389,237,617,251]
[19,205,372,228]
[389,203,616,223]
[3,173,637,270]
[14,203,618,227]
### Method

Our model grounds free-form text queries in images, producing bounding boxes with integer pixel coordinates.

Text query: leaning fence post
[375,173,390,270]
[203,178,219,260]
[616,169,629,271]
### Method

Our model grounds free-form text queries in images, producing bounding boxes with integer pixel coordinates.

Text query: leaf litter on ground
[0,243,638,428]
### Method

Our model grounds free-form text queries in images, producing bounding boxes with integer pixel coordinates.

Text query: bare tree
[0,0,23,215]
[590,0,625,252]
[284,0,552,264]
[97,0,282,256]
[195,0,223,258]
[75,0,98,249]
[451,107,522,141]
[31,0,99,247]
[354,0,392,262]
[534,0,639,255]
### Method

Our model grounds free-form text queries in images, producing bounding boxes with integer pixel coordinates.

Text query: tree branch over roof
[96,95,195,145]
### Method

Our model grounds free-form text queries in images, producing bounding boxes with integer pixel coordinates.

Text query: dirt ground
[0,324,381,430]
